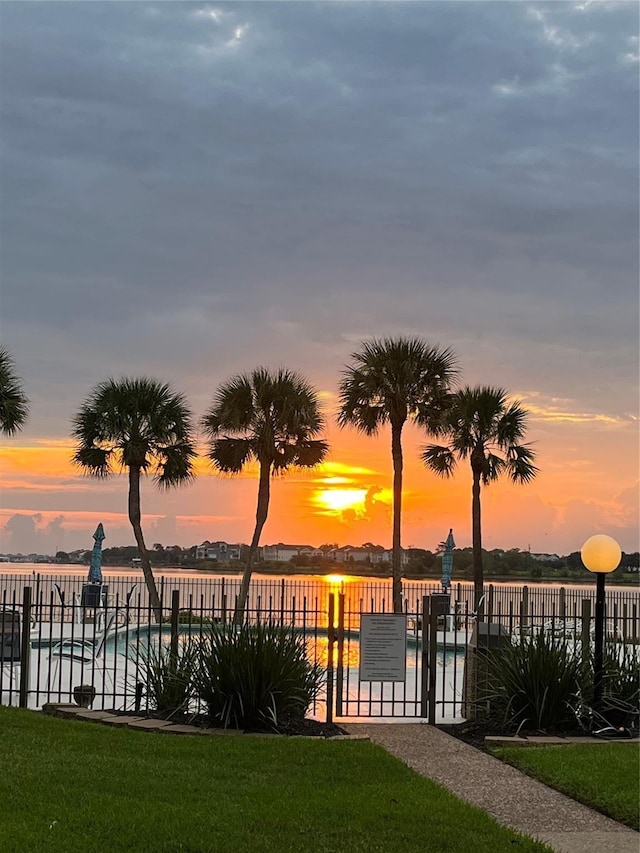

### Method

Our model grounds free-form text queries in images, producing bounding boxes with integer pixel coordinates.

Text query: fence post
[19,586,32,708]
[487,584,494,623]
[420,596,430,718]
[520,585,530,634]
[35,573,41,622]
[427,596,438,725]
[581,599,591,667]
[559,587,566,621]
[335,593,345,718]
[170,589,180,666]
[326,594,335,725]
[280,578,285,625]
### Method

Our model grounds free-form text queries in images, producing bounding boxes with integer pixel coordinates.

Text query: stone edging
[485,734,640,747]
[41,703,369,741]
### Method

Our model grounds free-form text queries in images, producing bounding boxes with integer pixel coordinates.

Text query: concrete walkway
[344,723,639,853]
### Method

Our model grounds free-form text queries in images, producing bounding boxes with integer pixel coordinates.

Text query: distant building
[262,543,323,562]
[530,553,560,562]
[196,541,242,561]
[330,545,408,566]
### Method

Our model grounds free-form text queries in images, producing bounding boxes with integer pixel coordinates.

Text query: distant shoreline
[1,561,638,589]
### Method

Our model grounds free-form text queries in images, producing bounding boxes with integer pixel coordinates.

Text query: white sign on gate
[359,614,407,682]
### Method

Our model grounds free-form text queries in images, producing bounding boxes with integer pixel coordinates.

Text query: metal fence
[1,584,335,716]
[3,571,638,623]
[2,576,639,723]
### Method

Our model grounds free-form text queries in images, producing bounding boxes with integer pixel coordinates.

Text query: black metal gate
[328,593,471,723]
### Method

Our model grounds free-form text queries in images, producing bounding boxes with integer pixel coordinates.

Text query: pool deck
[344,722,639,853]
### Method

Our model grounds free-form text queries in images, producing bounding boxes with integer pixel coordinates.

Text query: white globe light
[580,534,622,574]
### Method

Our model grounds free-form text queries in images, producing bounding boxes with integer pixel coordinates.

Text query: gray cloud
[0,1,637,436]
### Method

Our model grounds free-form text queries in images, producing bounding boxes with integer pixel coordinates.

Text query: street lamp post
[580,534,621,709]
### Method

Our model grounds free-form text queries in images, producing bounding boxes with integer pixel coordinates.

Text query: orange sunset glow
[1,401,637,557]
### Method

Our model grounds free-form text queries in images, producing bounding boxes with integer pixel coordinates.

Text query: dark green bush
[600,643,639,709]
[485,631,582,732]
[134,638,198,718]
[576,642,640,730]
[194,622,323,731]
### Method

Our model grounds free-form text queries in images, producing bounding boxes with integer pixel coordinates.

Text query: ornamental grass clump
[194,621,323,732]
[486,630,582,732]
[576,642,640,731]
[599,643,640,710]
[135,638,198,718]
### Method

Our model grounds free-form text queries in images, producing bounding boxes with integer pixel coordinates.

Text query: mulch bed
[439,719,589,750]
[439,719,511,750]
[269,715,347,738]
[110,707,347,738]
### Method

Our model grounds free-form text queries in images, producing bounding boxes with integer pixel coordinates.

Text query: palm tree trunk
[471,456,484,612]
[391,420,404,614]
[234,460,271,623]
[128,466,162,622]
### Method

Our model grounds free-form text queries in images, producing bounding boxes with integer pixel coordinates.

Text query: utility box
[469,622,511,650]
[464,623,511,720]
[81,584,108,608]
[0,610,21,662]
[430,593,451,618]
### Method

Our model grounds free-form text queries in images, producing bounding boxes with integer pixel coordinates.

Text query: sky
[0,1,638,558]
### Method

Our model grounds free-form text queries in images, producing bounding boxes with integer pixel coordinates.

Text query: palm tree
[422,386,538,609]
[0,348,29,435]
[202,368,329,622]
[337,337,458,613]
[72,378,197,618]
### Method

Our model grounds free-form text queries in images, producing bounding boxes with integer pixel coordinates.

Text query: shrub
[134,638,198,718]
[576,642,640,731]
[485,631,582,732]
[194,622,323,731]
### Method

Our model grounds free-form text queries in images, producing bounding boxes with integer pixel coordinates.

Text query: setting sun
[312,488,368,512]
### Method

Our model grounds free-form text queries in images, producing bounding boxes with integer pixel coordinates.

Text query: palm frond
[482,452,506,485]
[496,401,530,446]
[507,443,539,484]
[155,441,198,488]
[202,374,255,436]
[0,348,29,436]
[422,444,457,478]
[273,439,329,471]
[72,446,112,477]
[209,437,255,473]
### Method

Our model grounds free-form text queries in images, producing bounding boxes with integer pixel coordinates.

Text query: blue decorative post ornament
[88,523,105,584]
[440,529,455,592]
[580,534,621,709]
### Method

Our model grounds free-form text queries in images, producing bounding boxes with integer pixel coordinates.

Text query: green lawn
[491,743,640,830]
[0,707,551,853]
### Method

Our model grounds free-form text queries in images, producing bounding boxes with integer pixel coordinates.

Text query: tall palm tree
[202,368,329,622]
[337,337,458,613]
[0,347,29,436]
[422,386,538,609]
[72,378,197,618]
